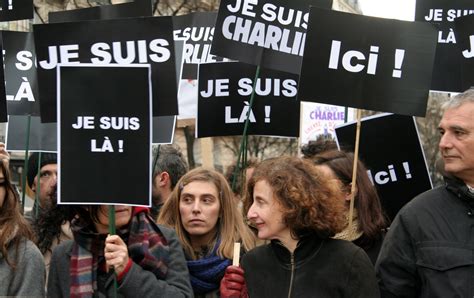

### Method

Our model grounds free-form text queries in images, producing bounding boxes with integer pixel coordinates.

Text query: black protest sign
[415,0,474,92]
[0,31,39,116]
[58,65,151,206]
[49,0,152,23]
[299,8,437,117]
[335,113,432,220]
[34,16,177,123]
[6,115,56,152]
[173,12,231,119]
[173,12,228,80]
[153,116,175,144]
[212,0,332,74]
[0,0,33,22]
[197,62,300,138]
[455,14,474,90]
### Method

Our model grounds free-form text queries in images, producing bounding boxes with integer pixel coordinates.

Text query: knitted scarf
[333,210,363,242]
[69,208,169,297]
[186,239,231,295]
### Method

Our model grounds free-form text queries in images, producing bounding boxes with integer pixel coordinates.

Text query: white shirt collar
[467,184,474,194]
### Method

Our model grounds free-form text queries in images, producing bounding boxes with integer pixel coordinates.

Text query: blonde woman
[158,167,256,298]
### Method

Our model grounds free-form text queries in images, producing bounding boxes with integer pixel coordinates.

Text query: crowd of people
[0,87,473,297]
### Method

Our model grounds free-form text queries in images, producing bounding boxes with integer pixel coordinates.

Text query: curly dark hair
[244,156,347,239]
[34,186,76,255]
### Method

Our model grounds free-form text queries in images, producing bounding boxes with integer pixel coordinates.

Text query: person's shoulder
[242,243,271,262]
[324,238,365,256]
[16,239,42,259]
[398,186,447,215]
[323,239,373,268]
[155,223,176,238]
[413,185,446,202]
[10,239,44,271]
[247,242,271,254]
[154,224,181,246]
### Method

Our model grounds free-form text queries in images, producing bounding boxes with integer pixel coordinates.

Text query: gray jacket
[0,239,46,297]
[47,225,193,298]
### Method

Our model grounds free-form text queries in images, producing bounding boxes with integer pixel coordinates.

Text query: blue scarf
[187,240,231,295]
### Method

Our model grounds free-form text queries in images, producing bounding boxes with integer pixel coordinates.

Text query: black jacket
[375,176,474,298]
[241,234,379,298]
[353,232,385,265]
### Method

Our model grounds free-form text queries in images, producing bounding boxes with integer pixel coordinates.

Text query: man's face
[438,102,474,184]
[32,163,58,208]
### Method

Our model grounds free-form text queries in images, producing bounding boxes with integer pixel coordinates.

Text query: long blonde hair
[158,167,256,259]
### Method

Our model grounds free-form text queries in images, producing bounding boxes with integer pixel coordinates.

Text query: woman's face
[0,170,5,208]
[247,180,290,241]
[94,205,133,234]
[179,181,221,243]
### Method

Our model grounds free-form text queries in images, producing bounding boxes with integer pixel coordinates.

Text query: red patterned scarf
[69,208,169,297]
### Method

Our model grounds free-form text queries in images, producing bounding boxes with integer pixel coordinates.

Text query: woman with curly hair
[220,156,379,298]
[0,149,45,296]
[311,150,389,264]
[158,167,256,298]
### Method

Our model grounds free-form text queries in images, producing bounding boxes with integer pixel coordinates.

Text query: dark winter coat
[241,233,379,298]
[375,176,474,298]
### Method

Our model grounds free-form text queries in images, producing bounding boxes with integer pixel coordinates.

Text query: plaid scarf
[70,208,169,297]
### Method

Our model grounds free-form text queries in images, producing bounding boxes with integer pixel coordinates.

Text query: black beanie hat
[27,152,57,188]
